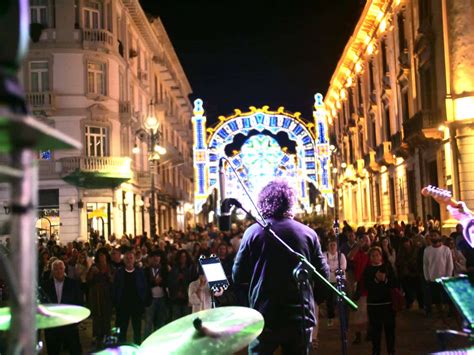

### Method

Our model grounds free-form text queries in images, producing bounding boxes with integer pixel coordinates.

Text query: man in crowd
[42,259,83,355]
[144,250,168,338]
[423,230,453,317]
[112,248,150,344]
[233,179,329,354]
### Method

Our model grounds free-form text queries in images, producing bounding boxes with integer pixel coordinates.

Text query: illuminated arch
[192,95,333,215]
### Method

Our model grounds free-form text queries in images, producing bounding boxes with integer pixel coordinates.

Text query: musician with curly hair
[233,179,329,355]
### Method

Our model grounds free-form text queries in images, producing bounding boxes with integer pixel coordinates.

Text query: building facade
[325,0,474,231]
[0,0,194,242]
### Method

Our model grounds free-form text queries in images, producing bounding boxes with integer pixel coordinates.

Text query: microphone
[219,157,226,204]
[218,198,242,231]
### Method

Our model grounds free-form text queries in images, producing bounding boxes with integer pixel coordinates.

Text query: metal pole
[149,129,157,239]
[8,148,38,355]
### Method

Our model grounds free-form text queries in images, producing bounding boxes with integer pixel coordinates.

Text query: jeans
[144,297,168,338]
[248,325,312,355]
[171,303,191,321]
[367,304,395,355]
[116,307,143,345]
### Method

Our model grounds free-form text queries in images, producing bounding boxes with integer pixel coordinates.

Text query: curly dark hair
[257,179,296,219]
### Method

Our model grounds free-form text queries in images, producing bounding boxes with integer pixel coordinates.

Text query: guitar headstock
[421,185,454,205]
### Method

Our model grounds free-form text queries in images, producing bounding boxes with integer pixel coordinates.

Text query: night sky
[140,0,364,125]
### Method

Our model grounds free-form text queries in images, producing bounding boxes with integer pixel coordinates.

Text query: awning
[62,170,131,189]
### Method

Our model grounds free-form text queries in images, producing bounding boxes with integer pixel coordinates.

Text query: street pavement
[39,305,468,354]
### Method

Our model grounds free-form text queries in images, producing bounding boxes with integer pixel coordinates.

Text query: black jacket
[41,277,83,305]
[232,218,329,328]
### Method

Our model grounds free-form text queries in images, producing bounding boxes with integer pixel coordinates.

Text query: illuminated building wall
[192,98,332,217]
[324,0,474,230]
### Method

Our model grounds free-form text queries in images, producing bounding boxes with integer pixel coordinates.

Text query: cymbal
[93,345,139,355]
[0,304,90,330]
[140,306,264,355]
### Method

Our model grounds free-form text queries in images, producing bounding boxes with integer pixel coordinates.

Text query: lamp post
[143,106,166,239]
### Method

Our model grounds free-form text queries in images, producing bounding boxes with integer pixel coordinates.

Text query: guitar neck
[421,186,462,209]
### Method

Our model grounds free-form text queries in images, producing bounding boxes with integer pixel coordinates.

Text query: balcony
[403,110,442,144]
[390,131,410,158]
[364,150,380,173]
[82,29,115,51]
[376,141,396,166]
[133,171,162,191]
[26,91,55,112]
[39,160,60,179]
[59,156,132,188]
[356,159,367,178]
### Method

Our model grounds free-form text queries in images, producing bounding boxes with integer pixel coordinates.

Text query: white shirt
[150,267,165,298]
[54,278,64,304]
[324,251,347,283]
[423,245,454,281]
[188,279,212,313]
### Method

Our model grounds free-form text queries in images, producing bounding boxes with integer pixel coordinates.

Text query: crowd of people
[0,212,472,354]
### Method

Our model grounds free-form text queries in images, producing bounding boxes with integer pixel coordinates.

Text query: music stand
[433,275,474,353]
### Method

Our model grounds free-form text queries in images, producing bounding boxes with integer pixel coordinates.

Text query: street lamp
[143,105,166,239]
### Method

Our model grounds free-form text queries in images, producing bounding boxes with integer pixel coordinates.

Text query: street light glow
[145,115,159,132]
[154,145,167,155]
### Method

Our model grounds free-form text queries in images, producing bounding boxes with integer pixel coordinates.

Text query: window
[119,71,126,101]
[359,130,364,158]
[369,61,375,92]
[389,176,396,216]
[83,1,101,29]
[30,61,49,92]
[85,126,108,156]
[420,66,433,110]
[375,182,382,217]
[87,62,106,95]
[401,89,409,121]
[370,115,377,148]
[381,40,389,74]
[397,13,407,54]
[384,105,391,139]
[31,0,48,26]
[357,77,363,109]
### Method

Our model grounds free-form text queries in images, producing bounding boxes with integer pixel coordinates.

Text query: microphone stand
[334,220,349,355]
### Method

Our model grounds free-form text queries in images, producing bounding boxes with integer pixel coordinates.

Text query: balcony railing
[403,110,442,142]
[376,141,396,166]
[390,131,410,158]
[364,150,380,173]
[82,29,114,49]
[59,156,131,176]
[39,160,60,179]
[26,91,55,111]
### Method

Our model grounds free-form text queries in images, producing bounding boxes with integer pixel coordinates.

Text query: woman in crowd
[188,269,212,313]
[168,250,195,320]
[381,237,397,276]
[364,246,396,355]
[446,237,466,275]
[87,247,113,348]
[324,238,347,327]
[397,237,423,310]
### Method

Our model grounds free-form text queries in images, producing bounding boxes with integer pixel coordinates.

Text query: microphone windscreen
[219,215,231,231]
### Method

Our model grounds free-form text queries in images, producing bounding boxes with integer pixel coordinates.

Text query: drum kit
[0,305,264,354]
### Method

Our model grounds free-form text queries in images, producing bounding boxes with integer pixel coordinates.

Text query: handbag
[390,287,405,312]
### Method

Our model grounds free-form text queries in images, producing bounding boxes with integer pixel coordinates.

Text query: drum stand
[0,2,81,353]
